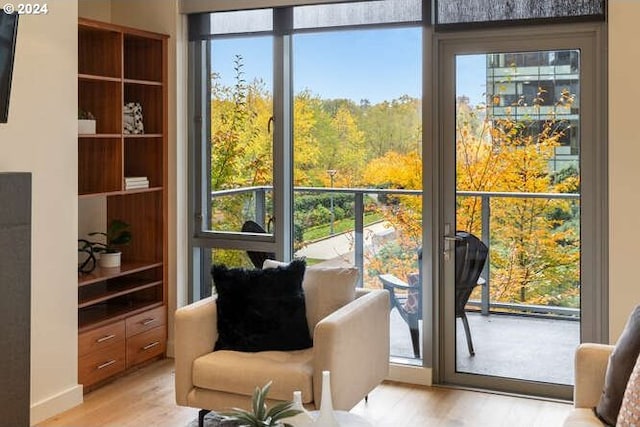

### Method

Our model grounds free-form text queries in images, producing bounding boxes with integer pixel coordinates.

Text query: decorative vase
[78,119,96,134]
[312,371,339,427]
[98,251,121,268]
[284,390,314,427]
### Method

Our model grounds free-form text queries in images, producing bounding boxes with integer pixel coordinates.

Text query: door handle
[443,224,462,261]
[443,234,462,261]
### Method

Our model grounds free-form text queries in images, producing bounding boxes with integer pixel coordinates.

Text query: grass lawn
[303,212,383,242]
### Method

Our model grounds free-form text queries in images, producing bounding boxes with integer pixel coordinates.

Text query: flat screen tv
[0,11,18,124]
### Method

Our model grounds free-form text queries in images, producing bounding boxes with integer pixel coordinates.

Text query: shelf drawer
[126,325,166,367]
[79,320,125,357]
[126,305,165,337]
[79,340,125,387]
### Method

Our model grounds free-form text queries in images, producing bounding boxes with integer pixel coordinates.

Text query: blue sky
[211,29,486,105]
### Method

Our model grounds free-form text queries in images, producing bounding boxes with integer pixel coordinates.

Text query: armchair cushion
[212,259,312,352]
[193,348,314,404]
[263,260,358,336]
[596,305,640,425]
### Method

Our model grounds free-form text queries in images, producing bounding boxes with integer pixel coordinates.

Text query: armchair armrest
[313,289,390,411]
[574,343,613,408]
[174,297,218,406]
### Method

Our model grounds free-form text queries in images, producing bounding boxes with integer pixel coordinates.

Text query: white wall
[0,2,83,424]
[608,0,640,341]
[78,0,111,22]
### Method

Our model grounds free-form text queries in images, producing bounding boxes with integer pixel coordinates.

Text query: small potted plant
[84,219,132,268]
[78,108,96,134]
[221,382,301,427]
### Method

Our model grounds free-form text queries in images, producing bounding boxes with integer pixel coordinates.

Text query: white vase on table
[312,371,339,427]
[284,390,314,427]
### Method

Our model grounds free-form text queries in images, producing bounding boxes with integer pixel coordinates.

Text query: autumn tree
[209,56,273,267]
[362,151,422,288]
[456,90,580,308]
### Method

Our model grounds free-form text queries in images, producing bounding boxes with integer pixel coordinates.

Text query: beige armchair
[175,274,390,427]
[563,343,613,426]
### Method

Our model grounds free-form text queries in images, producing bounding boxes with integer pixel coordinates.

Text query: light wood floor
[38,358,572,427]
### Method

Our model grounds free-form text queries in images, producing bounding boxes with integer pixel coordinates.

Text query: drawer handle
[142,341,160,351]
[96,334,116,343]
[141,318,156,326]
[97,359,117,370]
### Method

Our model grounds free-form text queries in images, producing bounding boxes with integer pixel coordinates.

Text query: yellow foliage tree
[456,91,580,307]
[363,151,422,288]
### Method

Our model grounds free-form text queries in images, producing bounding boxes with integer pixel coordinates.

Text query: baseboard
[30,384,83,426]
[387,364,432,386]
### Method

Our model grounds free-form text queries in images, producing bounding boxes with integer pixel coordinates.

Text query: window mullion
[273,7,294,261]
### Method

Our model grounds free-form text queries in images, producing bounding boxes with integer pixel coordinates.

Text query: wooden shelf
[79,187,163,199]
[122,186,163,195]
[78,261,163,286]
[124,78,162,86]
[79,74,121,83]
[78,22,121,78]
[79,301,163,331]
[79,79,122,134]
[77,133,122,139]
[77,133,164,139]
[79,279,162,308]
[124,134,163,138]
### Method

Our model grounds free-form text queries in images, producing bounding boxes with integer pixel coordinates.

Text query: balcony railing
[210,186,580,318]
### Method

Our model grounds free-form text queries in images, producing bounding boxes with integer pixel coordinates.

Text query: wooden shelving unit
[77,18,168,390]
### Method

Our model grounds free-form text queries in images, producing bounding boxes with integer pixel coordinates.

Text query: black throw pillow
[596,305,640,425]
[211,259,312,352]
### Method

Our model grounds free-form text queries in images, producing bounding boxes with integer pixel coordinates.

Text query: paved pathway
[295,221,394,261]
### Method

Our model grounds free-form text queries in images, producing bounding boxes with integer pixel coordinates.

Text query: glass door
[439,26,605,399]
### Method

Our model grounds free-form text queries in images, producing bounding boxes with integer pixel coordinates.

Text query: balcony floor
[390,309,579,385]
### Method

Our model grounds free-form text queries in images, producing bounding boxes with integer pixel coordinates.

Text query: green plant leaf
[110,230,132,246]
[253,381,271,420]
[107,220,132,246]
[220,381,300,426]
[265,402,301,421]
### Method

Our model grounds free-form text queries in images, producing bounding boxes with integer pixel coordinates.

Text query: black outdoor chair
[378,231,488,358]
[241,220,276,268]
[379,248,423,359]
[454,231,488,356]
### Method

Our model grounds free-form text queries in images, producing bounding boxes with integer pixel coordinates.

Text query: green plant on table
[221,382,301,427]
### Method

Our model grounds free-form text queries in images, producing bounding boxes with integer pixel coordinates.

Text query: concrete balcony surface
[390,309,579,385]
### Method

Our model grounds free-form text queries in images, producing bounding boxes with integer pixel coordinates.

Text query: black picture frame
[0,11,19,124]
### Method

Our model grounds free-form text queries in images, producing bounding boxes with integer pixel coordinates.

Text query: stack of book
[125,176,149,190]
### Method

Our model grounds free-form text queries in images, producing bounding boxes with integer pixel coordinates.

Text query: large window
[187,0,607,393]
[189,0,424,365]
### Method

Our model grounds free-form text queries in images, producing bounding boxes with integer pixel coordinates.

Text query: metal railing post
[255,187,266,229]
[481,195,491,316]
[354,192,364,288]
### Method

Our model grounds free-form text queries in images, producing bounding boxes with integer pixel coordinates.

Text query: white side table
[308,410,373,427]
